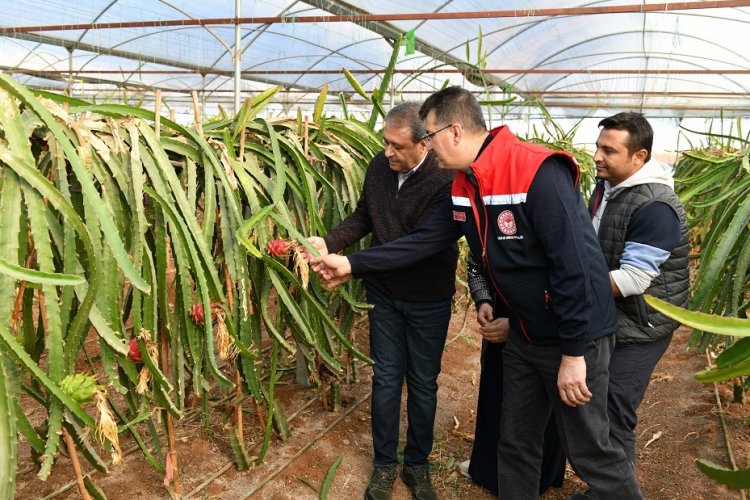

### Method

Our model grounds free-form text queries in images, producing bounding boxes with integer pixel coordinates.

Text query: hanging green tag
[405,29,416,55]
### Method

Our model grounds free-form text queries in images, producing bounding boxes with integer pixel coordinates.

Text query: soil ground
[15,311,749,499]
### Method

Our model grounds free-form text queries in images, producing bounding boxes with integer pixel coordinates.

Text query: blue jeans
[366,283,451,468]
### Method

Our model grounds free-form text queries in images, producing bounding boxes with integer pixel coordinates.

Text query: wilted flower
[128,339,142,363]
[134,329,159,394]
[95,390,122,466]
[214,309,234,361]
[294,247,309,291]
[266,238,291,257]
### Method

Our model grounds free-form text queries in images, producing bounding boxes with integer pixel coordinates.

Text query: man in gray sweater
[306,103,458,500]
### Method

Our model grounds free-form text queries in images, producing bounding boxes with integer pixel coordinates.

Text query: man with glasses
[312,87,643,499]
[305,102,457,500]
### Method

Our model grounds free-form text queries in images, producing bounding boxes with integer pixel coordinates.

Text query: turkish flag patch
[453,211,467,222]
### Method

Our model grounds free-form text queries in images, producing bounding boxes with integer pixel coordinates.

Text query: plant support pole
[161,327,181,497]
[707,352,747,500]
[234,0,241,114]
[61,428,91,500]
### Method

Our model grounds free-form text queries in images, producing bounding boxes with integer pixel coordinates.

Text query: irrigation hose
[238,390,371,499]
[183,394,320,498]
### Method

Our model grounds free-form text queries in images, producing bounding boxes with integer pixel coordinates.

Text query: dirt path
[16,316,748,499]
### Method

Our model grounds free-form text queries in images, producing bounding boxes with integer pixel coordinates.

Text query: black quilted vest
[590,182,690,344]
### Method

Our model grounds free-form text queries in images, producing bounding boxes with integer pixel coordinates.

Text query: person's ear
[451,123,462,145]
[633,148,648,165]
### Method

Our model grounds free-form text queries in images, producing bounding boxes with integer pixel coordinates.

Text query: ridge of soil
[15,315,748,499]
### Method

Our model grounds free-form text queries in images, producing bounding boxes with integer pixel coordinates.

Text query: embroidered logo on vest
[453,211,467,222]
[497,210,517,235]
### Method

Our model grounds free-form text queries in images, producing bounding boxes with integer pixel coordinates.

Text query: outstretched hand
[311,253,353,288]
[300,236,328,262]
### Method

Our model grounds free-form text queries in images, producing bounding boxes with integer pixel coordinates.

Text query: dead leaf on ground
[651,372,674,383]
[644,430,663,448]
[450,429,475,442]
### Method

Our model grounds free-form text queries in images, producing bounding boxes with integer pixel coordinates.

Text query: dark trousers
[366,284,451,468]
[608,333,673,465]
[498,332,643,500]
[468,341,566,495]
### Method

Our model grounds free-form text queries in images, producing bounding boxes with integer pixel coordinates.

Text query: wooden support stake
[62,427,91,500]
[224,265,243,442]
[160,328,181,497]
[191,90,202,136]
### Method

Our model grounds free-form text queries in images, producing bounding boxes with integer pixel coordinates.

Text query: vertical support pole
[67,47,74,96]
[201,73,206,111]
[234,0,242,114]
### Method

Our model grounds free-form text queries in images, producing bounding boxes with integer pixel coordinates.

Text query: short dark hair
[385,102,426,143]
[419,86,486,134]
[598,112,653,162]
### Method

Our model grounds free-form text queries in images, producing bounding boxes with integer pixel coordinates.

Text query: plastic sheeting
[1,0,749,125]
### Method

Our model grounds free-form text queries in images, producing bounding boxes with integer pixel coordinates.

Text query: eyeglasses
[420,124,452,143]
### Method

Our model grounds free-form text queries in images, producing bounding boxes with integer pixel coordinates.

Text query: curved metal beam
[4,1,750,33]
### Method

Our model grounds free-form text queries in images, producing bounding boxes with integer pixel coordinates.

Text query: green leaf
[84,477,109,500]
[229,427,251,471]
[320,454,344,500]
[644,296,750,336]
[695,459,750,489]
[0,74,148,294]
[0,256,83,286]
[715,337,750,368]
[695,357,750,383]
[313,84,328,124]
[0,358,17,498]
[342,69,368,99]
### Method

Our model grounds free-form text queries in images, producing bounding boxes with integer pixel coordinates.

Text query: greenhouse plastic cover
[1,0,749,146]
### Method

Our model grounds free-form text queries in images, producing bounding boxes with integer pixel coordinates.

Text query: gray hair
[385,102,427,143]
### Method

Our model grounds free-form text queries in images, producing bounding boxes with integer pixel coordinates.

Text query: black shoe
[568,490,593,500]
[401,465,437,500]
[365,465,399,500]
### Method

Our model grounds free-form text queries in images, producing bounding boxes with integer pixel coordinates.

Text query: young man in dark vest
[583,113,689,493]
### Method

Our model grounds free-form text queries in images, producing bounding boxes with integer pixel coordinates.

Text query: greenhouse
[1,1,749,499]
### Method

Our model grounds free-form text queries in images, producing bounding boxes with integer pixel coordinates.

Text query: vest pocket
[499,276,558,339]
[634,295,652,328]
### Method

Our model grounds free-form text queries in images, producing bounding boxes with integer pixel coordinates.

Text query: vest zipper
[469,174,533,344]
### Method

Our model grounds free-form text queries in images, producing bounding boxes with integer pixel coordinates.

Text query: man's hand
[300,236,328,262]
[557,355,592,407]
[311,254,353,288]
[476,303,508,343]
[477,302,494,326]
